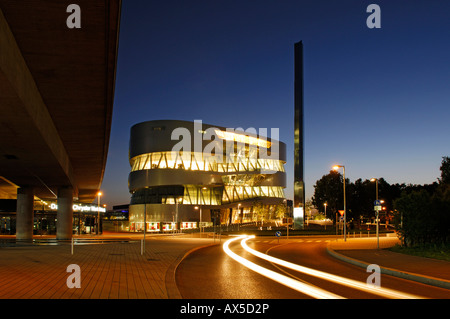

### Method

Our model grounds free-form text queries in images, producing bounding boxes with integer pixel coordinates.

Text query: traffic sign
[374,200,382,211]
[275,231,282,237]
[338,210,345,216]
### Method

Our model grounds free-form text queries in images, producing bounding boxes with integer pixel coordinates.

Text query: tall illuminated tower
[293,41,305,229]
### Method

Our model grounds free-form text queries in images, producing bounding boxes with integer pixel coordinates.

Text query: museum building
[128,120,287,232]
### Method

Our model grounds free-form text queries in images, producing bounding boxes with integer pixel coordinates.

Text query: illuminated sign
[49,203,106,213]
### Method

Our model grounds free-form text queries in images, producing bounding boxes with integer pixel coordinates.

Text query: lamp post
[176,197,182,233]
[370,178,380,249]
[202,187,207,233]
[323,202,327,230]
[195,206,202,236]
[141,190,147,255]
[332,165,346,241]
[97,191,102,235]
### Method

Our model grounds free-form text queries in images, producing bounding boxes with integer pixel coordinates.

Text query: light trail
[222,235,345,299]
[240,236,424,299]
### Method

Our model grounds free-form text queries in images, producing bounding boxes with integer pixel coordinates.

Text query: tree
[394,189,450,247]
[252,201,266,225]
[312,170,347,222]
[274,203,287,220]
[348,178,373,219]
[393,190,430,246]
[439,156,450,185]
[311,156,450,239]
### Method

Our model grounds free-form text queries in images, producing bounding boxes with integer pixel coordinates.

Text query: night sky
[101,0,450,208]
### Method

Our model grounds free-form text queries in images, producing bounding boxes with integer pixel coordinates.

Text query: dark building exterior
[128,120,287,232]
[0,0,121,239]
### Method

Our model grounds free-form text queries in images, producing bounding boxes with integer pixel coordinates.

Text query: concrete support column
[16,187,35,240]
[56,186,73,240]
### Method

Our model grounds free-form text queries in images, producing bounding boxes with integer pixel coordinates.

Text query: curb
[165,242,220,299]
[326,246,450,290]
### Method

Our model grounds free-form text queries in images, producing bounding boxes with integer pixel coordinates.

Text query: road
[175,235,449,299]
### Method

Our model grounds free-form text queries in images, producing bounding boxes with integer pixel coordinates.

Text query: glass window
[130,151,286,173]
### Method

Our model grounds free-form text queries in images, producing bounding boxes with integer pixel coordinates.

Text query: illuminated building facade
[128,120,287,232]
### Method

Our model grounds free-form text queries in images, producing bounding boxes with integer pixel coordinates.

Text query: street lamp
[332,165,346,241]
[176,196,182,233]
[97,191,102,235]
[195,206,202,235]
[370,178,380,249]
[323,202,327,230]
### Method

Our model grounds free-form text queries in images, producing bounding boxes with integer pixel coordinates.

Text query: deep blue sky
[101,0,450,208]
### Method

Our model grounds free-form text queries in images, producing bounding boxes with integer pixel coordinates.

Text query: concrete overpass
[0,0,121,239]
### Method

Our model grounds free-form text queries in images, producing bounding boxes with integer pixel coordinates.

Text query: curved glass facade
[128,120,287,231]
[130,151,285,173]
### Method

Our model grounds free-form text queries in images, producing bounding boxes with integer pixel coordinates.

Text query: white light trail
[240,237,424,299]
[222,235,344,299]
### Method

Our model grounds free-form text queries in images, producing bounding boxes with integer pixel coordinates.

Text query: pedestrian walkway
[327,236,450,290]
[0,233,218,299]
[1,233,448,299]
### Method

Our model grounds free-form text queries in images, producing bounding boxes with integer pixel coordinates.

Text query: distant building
[127,120,287,232]
[0,199,106,235]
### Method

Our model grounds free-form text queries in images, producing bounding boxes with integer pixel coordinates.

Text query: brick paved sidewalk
[0,234,217,299]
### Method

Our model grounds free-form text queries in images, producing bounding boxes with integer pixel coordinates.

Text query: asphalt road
[175,236,449,299]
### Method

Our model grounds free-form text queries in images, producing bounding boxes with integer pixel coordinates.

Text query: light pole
[97,191,102,235]
[370,178,380,249]
[323,202,327,230]
[176,197,182,233]
[332,165,346,241]
[195,206,202,236]
[283,199,289,238]
[142,191,147,255]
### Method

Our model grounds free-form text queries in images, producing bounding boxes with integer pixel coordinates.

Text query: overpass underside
[0,0,121,239]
